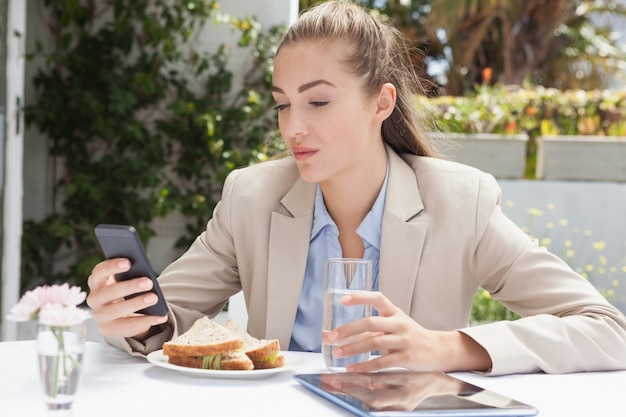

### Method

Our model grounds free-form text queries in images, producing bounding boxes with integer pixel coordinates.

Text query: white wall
[2,0,26,341]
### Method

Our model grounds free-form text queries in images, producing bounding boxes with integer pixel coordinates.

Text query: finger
[87,275,153,311]
[88,258,131,290]
[92,291,168,338]
[341,291,398,317]
[346,353,405,373]
[331,330,389,366]
[91,283,159,321]
[331,316,394,344]
[98,314,168,339]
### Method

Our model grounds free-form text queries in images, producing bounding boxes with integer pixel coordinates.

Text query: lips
[292,147,318,161]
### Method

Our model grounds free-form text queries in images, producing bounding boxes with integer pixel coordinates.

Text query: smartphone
[94,224,168,316]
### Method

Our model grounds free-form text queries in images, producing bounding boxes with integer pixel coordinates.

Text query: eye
[273,103,290,112]
[310,101,328,108]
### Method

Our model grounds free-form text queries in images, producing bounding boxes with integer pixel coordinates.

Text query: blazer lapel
[379,150,428,314]
[265,178,315,347]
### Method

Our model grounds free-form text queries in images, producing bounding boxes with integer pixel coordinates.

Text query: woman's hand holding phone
[87,224,169,339]
[87,258,168,339]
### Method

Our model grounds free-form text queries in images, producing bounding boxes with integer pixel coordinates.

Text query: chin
[296,165,325,184]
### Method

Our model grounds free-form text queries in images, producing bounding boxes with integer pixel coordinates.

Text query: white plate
[146,350,304,380]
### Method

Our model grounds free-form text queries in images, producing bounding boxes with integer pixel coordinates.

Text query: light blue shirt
[289,168,388,352]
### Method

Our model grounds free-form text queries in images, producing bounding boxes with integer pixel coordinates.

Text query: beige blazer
[109,149,626,375]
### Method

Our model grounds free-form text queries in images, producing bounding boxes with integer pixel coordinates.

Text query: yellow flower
[592,241,606,251]
[540,238,552,247]
[511,201,625,304]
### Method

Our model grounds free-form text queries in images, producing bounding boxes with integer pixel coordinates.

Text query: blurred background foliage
[300,0,626,95]
[23,0,285,292]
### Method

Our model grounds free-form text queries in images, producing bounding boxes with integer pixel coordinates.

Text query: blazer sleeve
[460,175,626,375]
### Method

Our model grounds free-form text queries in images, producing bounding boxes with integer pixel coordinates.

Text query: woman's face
[272,41,387,184]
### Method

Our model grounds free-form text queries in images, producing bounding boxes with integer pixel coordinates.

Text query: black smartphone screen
[94,224,169,316]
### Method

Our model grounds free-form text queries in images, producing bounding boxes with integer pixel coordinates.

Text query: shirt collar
[311,185,336,241]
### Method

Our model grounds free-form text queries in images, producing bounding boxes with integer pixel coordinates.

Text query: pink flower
[7,283,89,325]
[7,286,47,322]
[44,283,87,307]
[38,304,92,327]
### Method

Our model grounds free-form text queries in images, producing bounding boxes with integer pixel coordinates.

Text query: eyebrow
[272,79,336,94]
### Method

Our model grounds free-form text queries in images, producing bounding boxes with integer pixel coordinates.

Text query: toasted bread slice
[167,351,254,370]
[225,319,285,369]
[163,316,243,357]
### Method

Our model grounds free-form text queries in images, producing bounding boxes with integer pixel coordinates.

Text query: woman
[87,1,626,375]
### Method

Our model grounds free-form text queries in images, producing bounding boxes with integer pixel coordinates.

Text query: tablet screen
[294,371,538,417]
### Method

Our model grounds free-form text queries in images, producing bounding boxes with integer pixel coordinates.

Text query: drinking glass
[37,321,86,416]
[322,258,372,371]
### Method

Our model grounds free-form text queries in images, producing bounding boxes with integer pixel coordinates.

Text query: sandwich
[225,318,285,369]
[161,316,284,370]
[162,316,253,370]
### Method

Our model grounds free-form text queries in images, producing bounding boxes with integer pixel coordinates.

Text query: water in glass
[37,324,86,415]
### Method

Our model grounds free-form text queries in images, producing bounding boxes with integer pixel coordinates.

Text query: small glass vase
[36,321,86,416]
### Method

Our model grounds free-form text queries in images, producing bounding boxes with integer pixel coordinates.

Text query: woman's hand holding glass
[327,291,492,373]
[86,259,168,339]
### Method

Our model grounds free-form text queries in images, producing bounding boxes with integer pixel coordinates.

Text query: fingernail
[334,347,344,358]
[329,331,338,342]
[138,279,152,289]
[346,365,355,373]
[118,259,130,270]
[143,293,157,304]
[341,295,352,304]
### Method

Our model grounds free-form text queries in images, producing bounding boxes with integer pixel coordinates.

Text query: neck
[320,149,387,230]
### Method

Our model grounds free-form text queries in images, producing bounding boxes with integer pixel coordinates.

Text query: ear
[374,83,396,122]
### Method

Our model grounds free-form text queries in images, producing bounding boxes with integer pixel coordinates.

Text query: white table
[1,341,625,417]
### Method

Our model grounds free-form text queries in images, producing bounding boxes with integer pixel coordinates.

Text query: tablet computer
[293,371,538,417]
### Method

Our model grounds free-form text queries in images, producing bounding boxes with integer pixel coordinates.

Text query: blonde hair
[277,1,436,157]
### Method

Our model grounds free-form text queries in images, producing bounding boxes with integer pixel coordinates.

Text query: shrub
[426,84,626,137]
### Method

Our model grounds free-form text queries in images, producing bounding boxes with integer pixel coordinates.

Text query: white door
[1,0,26,341]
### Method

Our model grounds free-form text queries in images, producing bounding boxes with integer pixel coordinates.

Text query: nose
[279,108,309,140]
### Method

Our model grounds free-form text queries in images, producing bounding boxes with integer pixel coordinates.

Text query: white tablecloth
[1,341,625,416]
